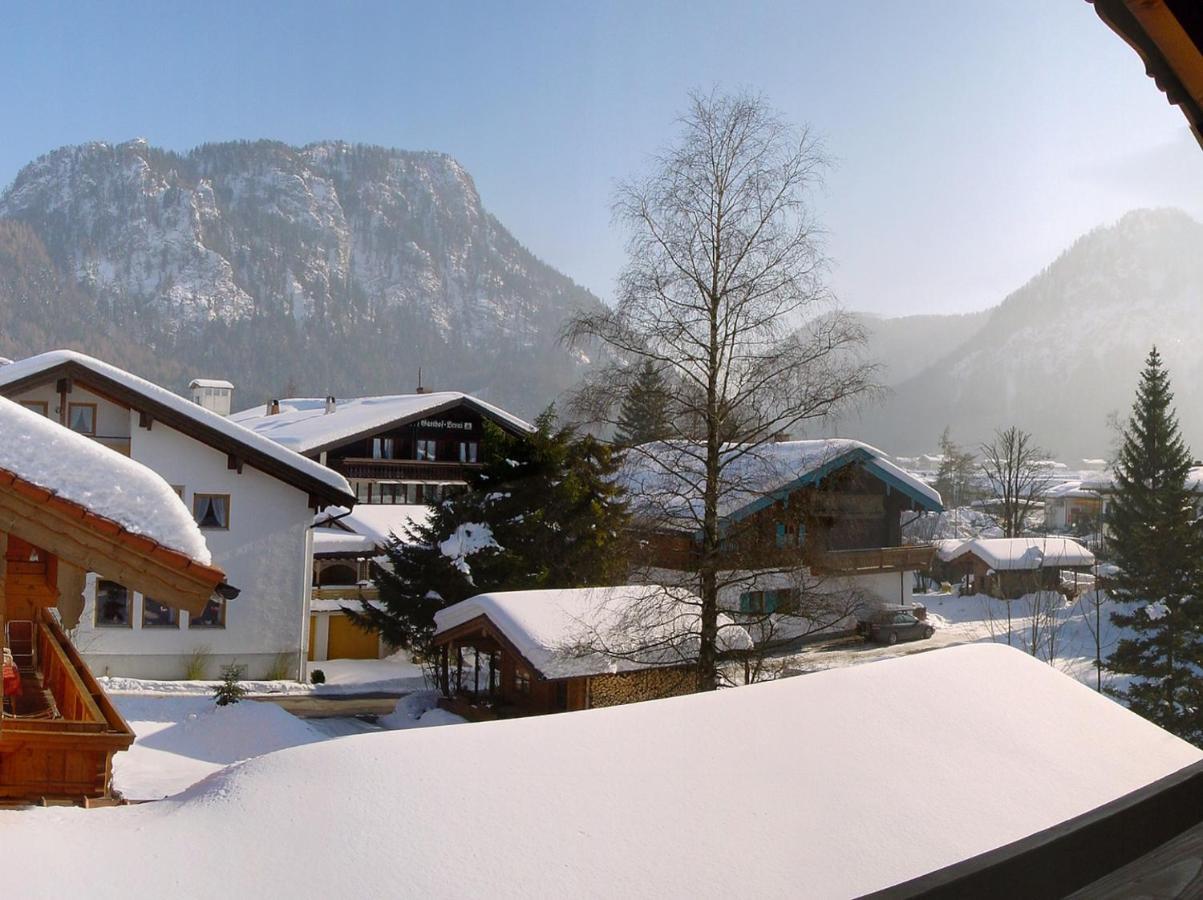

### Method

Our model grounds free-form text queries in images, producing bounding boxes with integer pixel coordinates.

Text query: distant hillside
[848,209,1203,459]
[0,139,605,416]
[852,310,990,387]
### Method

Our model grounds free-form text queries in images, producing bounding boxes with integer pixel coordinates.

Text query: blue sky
[2,0,1201,316]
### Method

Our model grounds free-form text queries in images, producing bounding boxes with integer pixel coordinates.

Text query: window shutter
[775,522,786,548]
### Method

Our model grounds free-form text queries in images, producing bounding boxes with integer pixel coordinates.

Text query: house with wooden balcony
[232,390,532,661]
[0,396,231,803]
[618,439,942,642]
[0,351,355,681]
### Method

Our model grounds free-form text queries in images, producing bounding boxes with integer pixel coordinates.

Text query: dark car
[862,610,935,646]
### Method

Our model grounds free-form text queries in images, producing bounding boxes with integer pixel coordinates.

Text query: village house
[934,536,1095,599]
[431,585,752,719]
[231,391,533,662]
[1042,480,1105,533]
[618,439,943,643]
[0,397,229,802]
[0,351,355,681]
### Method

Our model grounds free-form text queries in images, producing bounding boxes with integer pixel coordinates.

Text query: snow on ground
[5,645,1198,898]
[100,651,430,697]
[379,690,467,729]
[779,589,1130,695]
[110,694,325,800]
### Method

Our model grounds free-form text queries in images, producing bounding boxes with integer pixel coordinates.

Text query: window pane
[96,581,131,627]
[190,598,226,628]
[69,404,95,434]
[193,494,229,529]
[142,597,179,628]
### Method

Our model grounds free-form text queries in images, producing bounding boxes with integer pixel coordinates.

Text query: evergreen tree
[1106,347,1203,742]
[613,360,672,447]
[348,409,631,654]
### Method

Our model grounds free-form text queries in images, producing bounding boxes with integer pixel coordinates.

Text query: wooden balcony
[335,458,479,483]
[810,544,937,575]
[1,610,134,803]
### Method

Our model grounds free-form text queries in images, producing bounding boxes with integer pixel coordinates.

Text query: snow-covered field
[3,645,1197,898]
[780,589,1130,695]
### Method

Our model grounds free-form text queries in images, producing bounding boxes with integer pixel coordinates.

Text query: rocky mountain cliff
[851,208,1203,460]
[0,139,603,416]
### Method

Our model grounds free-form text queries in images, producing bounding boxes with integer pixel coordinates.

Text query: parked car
[859,609,935,645]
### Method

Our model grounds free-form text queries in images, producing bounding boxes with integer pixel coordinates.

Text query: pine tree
[614,360,671,447]
[1106,347,1203,742]
[348,409,631,655]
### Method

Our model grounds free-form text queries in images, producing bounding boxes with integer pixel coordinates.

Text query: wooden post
[455,646,463,694]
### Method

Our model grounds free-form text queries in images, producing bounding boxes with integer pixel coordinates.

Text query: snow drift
[2,644,1198,898]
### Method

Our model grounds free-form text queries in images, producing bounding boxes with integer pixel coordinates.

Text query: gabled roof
[0,351,353,508]
[433,585,752,680]
[618,439,942,531]
[942,537,1095,571]
[230,392,534,456]
[0,397,228,614]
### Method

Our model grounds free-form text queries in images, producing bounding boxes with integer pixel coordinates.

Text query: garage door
[326,613,380,660]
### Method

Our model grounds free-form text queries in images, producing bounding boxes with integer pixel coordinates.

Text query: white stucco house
[0,351,355,680]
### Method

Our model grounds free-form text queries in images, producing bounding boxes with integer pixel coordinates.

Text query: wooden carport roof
[1090,0,1203,148]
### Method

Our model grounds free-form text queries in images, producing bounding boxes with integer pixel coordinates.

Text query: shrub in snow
[214,664,247,706]
[310,668,326,685]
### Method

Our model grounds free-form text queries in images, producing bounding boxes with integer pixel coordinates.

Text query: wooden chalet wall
[642,460,925,574]
[434,614,697,720]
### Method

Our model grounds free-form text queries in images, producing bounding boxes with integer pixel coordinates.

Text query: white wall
[11,386,314,680]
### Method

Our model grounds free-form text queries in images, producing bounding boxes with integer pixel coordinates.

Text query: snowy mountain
[852,208,1203,460]
[0,139,603,416]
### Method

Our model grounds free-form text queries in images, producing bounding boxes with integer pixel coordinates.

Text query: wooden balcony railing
[336,458,480,482]
[810,544,937,575]
[0,611,134,801]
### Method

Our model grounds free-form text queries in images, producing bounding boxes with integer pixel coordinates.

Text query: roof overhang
[299,395,535,457]
[1090,0,1203,148]
[0,359,354,509]
[0,466,231,615]
[723,447,943,529]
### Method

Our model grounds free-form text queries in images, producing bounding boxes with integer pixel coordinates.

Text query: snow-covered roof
[0,396,212,564]
[189,378,234,390]
[934,538,969,562]
[9,644,1198,897]
[312,529,376,556]
[316,504,432,551]
[1081,466,1203,494]
[1043,480,1101,500]
[618,438,942,529]
[229,392,533,455]
[433,585,753,679]
[0,350,353,505]
[948,537,1095,571]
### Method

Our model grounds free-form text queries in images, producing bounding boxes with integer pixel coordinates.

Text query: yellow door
[326,613,380,660]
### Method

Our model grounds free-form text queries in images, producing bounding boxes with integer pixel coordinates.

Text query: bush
[264,651,292,681]
[214,663,247,706]
[310,668,326,685]
[184,645,212,680]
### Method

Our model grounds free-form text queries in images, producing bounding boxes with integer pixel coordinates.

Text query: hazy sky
[2,1,1202,317]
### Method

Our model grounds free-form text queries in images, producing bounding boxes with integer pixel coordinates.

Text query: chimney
[416,367,432,395]
[325,395,337,415]
[773,430,791,443]
[189,378,234,416]
[267,399,281,416]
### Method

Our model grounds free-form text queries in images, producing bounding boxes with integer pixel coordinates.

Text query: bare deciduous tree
[979,426,1053,538]
[566,89,877,690]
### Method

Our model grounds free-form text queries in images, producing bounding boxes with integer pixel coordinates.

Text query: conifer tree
[1106,347,1203,741]
[613,360,672,447]
[348,409,631,654]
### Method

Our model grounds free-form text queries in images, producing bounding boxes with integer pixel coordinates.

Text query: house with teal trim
[618,439,943,643]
